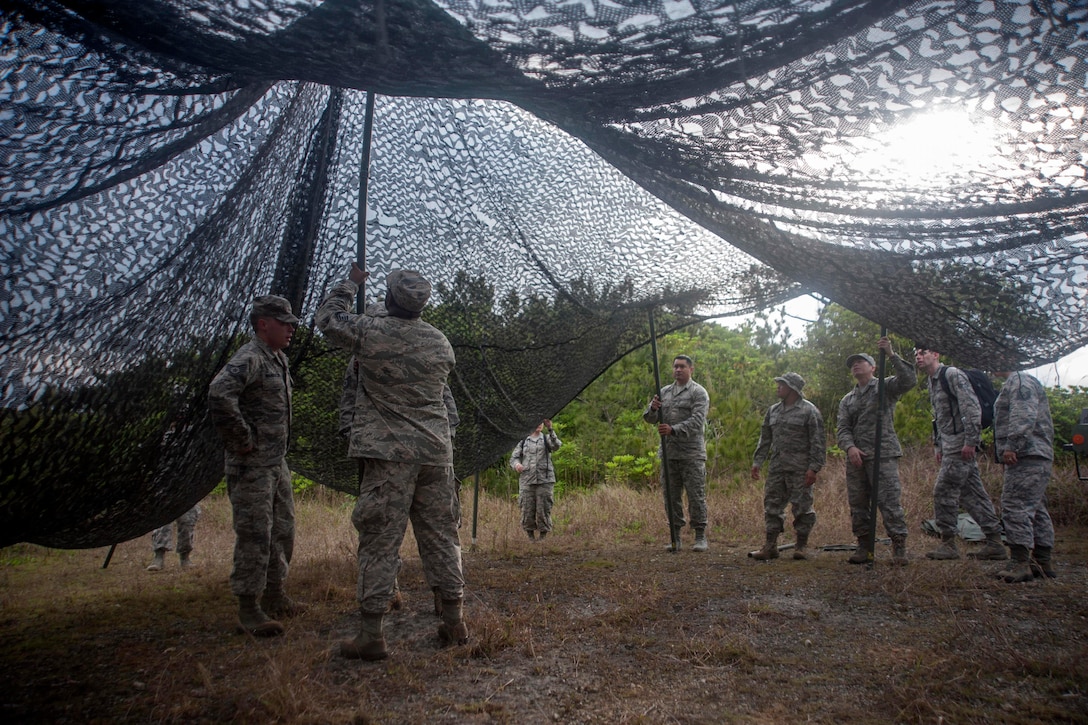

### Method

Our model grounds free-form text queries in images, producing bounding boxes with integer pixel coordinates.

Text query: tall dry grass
[525,446,1086,549]
[106,447,1083,568]
[2,450,1086,723]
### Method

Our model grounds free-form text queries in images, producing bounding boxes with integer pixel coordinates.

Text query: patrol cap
[251,295,299,325]
[774,372,806,396]
[846,352,875,368]
[386,269,431,313]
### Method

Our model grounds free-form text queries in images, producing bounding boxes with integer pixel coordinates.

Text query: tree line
[487,304,1088,496]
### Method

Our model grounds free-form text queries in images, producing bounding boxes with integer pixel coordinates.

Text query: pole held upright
[355,91,376,312]
[865,326,888,565]
[648,308,679,551]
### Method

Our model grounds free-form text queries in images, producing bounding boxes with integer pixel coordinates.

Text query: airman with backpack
[913,346,1006,562]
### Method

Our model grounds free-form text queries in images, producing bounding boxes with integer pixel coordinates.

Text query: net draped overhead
[1,0,1086,547]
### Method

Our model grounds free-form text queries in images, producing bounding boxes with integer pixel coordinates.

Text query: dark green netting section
[1,0,1086,547]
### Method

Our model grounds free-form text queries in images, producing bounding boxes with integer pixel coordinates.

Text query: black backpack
[938,366,997,432]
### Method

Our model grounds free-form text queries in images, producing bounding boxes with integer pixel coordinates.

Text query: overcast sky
[718,295,1087,388]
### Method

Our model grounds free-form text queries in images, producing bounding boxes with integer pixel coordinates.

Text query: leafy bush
[1048,386,1088,452]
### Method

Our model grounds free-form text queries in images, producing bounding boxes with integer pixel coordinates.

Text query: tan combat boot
[236,595,285,637]
[925,534,960,560]
[1000,544,1033,583]
[847,538,869,565]
[792,532,809,560]
[891,536,908,566]
[146,548,166,571]
[437,597,469,646]
[692,528,709,552]
[1030,545,1057,579]
[178,552,194,569]
[751,532,779,561]
[968,532,1008,561]
[340,610,388,660]
[261,586,309,618]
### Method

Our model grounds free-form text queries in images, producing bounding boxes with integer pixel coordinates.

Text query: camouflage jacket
[509,429,562,485]
[994,372,1054,461]
[836,354,917,459]
[317,279,454,466]
[753,398,826,473]
[927,365,981,454]
[642,379,709,461]
[207,337,292,469]
[339,357,459,438]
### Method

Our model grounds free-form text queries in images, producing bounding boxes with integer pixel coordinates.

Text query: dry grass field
[2,452,1087,724]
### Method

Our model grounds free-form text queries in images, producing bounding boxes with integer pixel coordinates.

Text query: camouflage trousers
[1000,457,1054,549]
[353,458,464,615]
[423,470,463,590]
[358,462,461,599]
[151,504,201,554]
[519,482,555,533]
[932,455,1000,538]
[661,458,707,531]
[846,458,908,539]
[226,460,295,597]
[762,467,816,538]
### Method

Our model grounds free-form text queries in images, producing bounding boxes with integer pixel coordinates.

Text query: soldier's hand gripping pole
[648,308,679,551]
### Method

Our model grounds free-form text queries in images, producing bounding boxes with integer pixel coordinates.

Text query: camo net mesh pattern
[1,0,1086,547]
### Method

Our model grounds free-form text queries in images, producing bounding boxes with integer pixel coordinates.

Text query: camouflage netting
[1,0,1086,548]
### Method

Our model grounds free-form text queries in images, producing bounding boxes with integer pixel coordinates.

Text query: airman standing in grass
[913,347,1006,562]
[146,505,201,571]
[644,354,710,552]
[750,372,825,561]
[317,264,468,661]
[208,295,306,638]
[836,337,916,566]
[510,419,562,541]
[992,369,1056,582]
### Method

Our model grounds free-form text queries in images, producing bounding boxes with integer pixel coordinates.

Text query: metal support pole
[648,308,679,551]
[355,91,375,312]
[865,326,888,565]
[471,471,481,548]
[352,92,376,496]
[101,543,117,569]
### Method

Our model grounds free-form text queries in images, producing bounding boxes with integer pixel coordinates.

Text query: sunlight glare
[845,107,1004,186]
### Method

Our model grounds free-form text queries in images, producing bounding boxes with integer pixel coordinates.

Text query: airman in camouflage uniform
[913,348,1005,561]
[750,372,826,561]
[208,294,304,638]
[643,355,711,552]
[837,337,916,565]
[509,420,562,540]
[993,370,1056,582]
[147,505,201,571]
[340,348,462,616]
[317,264,467,661]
